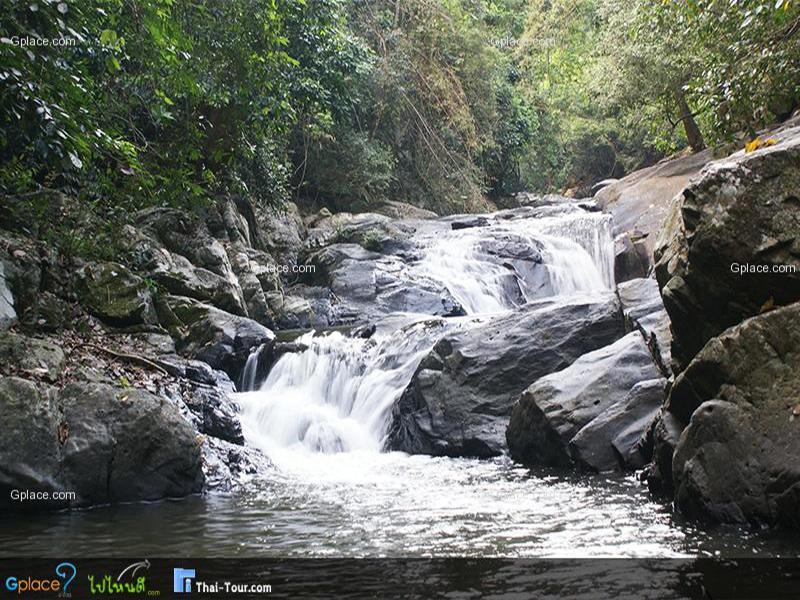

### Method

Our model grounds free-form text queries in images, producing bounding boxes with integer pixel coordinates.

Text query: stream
[2,205,797,564]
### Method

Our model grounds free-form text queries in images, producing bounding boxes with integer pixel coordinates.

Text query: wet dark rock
[507,332,663,469]
[654,130,800,369]
[669,303,800,527]
[645,409,685,495]
[0,376,204,509]
[387,295,625,457]
[165,295,275,383]
[450,216,490,230]
[203,436,272,492]
[184,385,243,445]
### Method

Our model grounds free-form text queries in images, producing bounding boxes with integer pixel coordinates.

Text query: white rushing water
[240,318,455,456]
[418,211,614,314]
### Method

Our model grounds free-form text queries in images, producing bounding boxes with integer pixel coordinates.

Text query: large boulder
[304,243,465,325]
[253,201,306,268]
[654,129,800,369]
[386,295,625,457]
[0,376,204,509]
[0,378,61,503]
[668,303,800,527]
[164,295,275,383]
[507,332,664,470]
[75,262,157,326]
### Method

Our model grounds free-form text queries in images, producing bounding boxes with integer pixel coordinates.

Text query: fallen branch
[80,343,169,376]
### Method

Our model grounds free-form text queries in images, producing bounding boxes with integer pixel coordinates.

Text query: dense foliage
[1,0,798,251]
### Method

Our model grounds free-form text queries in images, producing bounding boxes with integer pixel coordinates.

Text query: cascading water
[418,211,614,314]
[239,206,614,460]
[240,318,456,457]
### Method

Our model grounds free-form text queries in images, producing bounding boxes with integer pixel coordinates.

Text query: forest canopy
[1,0,798,250]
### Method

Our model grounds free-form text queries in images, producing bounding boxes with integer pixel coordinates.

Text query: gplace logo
[4,562,77,595]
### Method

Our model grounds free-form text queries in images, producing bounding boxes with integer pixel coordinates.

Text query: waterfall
[239,318,456,456]
[239,206,615,459]
[419,211,614,313]
[240,344,263,392]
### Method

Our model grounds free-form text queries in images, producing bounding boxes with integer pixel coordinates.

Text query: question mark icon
[55,563,76,593]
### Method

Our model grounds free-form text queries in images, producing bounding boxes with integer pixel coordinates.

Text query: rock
[166,295,275,382]
[571,378,666,471]
[0,376,204,509]
[617,277,672,374]
[0,377,62,507]
[450,216,490,230]
[387,295,625,457]
[668,303,800,527]
[596,148,713,278]
[512,193,580,209]
[253,201,306,268]
[58,380,204,507]
[614,232,650,283]
[0,331,65,382]
[75,262,157,326]
[21,291,73,332]
[646,409,685,495]
[126,226,248,317]
[654,129,800,369]
[506,331,663,469]
[0,233,44,316]
[304,243,464,326]
[305,212,396,251]
[0,262,17,330]
[370,200,438,220]
[227,247,273,326]
[202,436,272,492]
[591,178,619,195]
[265,289,320,329]
[184,386,244,445]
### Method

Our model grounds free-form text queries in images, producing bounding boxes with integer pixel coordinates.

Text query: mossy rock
[75,262,157,326]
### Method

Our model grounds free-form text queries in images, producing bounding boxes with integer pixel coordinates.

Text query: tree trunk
[674,89,705,151]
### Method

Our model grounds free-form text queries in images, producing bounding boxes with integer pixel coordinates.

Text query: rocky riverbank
[2,116,799,534]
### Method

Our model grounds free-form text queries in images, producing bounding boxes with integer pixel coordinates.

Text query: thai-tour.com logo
[4,562,77,595]
[173,567,272,595]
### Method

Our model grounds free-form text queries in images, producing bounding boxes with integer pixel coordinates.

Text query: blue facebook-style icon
[173,568,196,593]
